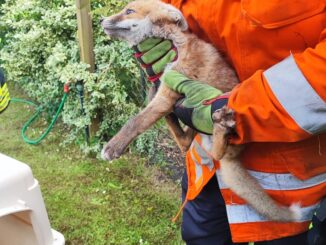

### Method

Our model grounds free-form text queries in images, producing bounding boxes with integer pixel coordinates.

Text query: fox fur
[101,0,301,222]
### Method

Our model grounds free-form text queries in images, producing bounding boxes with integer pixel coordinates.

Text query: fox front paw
[101,139,125,161]
[211,106,236,160]
[212,106,235,129]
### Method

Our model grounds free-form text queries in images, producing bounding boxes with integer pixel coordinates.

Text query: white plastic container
[0,153,65,245]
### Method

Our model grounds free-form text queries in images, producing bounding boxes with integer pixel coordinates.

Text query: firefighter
[134,0,326,244]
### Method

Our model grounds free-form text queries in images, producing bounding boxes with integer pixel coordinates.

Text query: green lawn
[0,86,183,244]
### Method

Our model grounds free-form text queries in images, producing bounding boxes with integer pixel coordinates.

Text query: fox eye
[125,9,135,15]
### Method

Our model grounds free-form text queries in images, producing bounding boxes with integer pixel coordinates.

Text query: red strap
[202,93,230,105]
[134,52,143,59]
[148,73,163,83]
[135,46,178,84]
[172,47,178,62]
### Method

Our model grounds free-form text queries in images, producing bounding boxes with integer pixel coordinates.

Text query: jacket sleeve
[229,29,326,144]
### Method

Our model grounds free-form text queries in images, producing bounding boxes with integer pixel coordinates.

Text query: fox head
[101,0,188,45]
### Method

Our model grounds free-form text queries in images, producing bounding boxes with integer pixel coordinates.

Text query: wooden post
[76,0,100,136]
[76,0,95,72]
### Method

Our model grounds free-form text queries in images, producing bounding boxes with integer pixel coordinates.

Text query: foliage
[0,0,161,157]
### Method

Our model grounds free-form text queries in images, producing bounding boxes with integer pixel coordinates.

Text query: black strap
[145,65,156,77]
[0,68,6,87]
[132,45,141,53]
[173,99,210,135]
[173,97,195,130]
[211,98,228,115]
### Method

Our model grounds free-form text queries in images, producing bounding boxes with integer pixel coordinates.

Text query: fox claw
[212,106,235,129]
[211,106,237,160]
[101,139,125,161]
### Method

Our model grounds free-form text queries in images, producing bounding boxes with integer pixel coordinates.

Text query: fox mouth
[104,27,131,31]
[103,26,131,37]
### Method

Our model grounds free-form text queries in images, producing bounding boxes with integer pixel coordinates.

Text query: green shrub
[0,0,164,157]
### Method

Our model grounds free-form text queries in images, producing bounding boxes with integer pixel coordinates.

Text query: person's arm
[229,29,326,144]
[134,30,326,144]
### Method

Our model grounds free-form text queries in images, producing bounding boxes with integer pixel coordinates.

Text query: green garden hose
[10,84,69,145]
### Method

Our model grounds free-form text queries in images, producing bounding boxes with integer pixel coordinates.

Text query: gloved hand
[161,70,230,135]
[133,38,178,83]
[0,68,10,113]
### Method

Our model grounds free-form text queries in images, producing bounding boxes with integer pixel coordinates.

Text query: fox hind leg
[220,146,301,222]
[165,113,195,153]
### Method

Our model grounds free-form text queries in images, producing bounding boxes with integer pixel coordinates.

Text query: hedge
[0,0,164,158]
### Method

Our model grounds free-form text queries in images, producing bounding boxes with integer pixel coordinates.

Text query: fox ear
[164,3,188,31]
[149,2,188,31]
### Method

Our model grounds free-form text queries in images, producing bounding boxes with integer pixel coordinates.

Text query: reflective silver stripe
[195,160,203,184]
[195,133,215,170]
[264,55,326,134]
[226,203,319,224]
[193,141,214,171]
[200,134,213,152]
[216,169,326,191]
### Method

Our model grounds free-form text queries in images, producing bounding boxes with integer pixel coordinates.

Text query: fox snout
[101,15,153,45]
[101,16,131,35]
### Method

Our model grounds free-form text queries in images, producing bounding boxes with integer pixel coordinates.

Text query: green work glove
[133,38,178,83]
[0,68,10,113]
[162,70,228,134]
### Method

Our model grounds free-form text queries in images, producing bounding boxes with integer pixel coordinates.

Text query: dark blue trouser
[181,171,309,245]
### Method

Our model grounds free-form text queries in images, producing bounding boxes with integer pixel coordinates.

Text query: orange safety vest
[186,134,326,242]
[162,0,326,242]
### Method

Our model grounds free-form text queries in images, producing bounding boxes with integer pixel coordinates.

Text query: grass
[0,85,184,245]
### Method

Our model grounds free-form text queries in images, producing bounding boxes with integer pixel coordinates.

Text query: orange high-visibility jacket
[163,0,326,242]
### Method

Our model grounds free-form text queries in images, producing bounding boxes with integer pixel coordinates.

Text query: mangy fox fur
[101,0,301,222]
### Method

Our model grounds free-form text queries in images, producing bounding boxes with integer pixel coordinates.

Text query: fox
[100,0,301,222]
